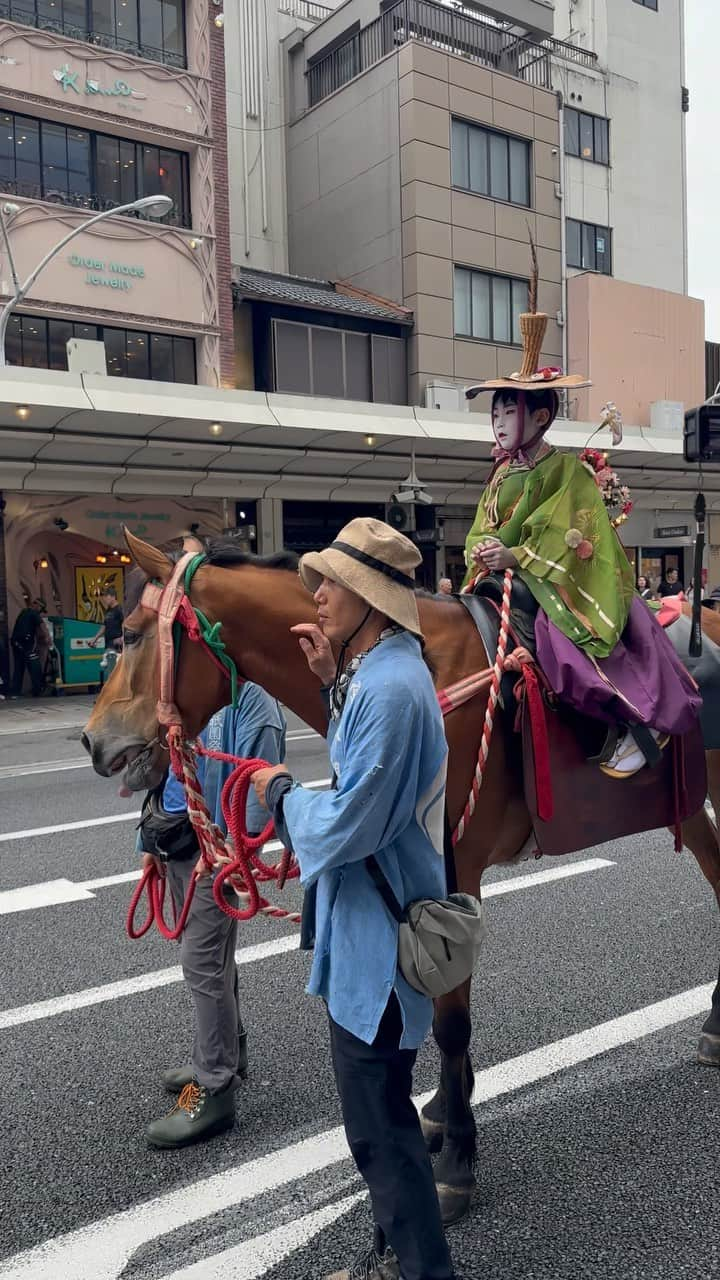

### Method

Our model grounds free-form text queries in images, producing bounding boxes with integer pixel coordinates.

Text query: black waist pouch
[139,786,200,862]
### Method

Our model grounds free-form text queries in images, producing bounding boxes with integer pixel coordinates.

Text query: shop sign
[68,254,146,293]
[53,64,146,100]
[85,508,171,540]
[653,526,689,539]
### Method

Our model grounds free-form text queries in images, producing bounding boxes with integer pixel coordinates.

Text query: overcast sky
[686,0,720,338]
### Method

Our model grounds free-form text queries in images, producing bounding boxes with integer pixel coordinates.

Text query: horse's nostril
[80,731,91,755]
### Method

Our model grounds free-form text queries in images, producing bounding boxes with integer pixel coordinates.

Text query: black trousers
[11,648,42,696]
[329,996,455,1280]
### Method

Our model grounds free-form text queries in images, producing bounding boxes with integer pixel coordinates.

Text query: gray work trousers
[166,858,243,1094]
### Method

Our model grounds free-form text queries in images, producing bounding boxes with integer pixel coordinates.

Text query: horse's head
[81,529,227,790]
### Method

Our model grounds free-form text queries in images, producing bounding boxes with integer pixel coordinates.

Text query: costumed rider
[462,253,701,779]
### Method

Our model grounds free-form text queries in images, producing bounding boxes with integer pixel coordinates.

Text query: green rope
[182,553,241,708]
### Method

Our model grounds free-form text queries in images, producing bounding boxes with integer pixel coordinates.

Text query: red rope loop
[127,735,302,941]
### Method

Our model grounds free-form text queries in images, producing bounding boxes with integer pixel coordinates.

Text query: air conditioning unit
[66,338,107,376]
[423,382,468,412]
[650,400,684,434]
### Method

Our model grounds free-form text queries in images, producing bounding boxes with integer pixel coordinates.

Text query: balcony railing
[279,0,334,23]
[0,2,186,70]
[0,180,188,227]
[307,0,597,109]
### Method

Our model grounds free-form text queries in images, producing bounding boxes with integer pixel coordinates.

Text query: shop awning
[0,367,714,507]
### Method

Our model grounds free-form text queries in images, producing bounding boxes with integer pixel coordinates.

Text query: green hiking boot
[146,1080,236,1149]
[161,1032,248,1094]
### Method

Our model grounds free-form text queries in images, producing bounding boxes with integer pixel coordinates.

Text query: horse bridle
[139,551,242,731]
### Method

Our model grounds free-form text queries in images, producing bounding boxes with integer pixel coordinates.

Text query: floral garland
[579,445,633,530]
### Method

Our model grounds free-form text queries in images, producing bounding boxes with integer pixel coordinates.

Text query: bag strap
[366,855,406,924]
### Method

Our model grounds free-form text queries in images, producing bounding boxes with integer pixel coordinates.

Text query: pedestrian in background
[437,577,453,595]
[658,567,684,597]
[139,683,286,1149]
[636,574,653,600]
[10,598,48,698]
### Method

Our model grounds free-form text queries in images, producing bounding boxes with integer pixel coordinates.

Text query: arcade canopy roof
[0,367,713,509]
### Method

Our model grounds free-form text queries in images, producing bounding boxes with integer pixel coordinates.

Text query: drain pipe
[556,88,570,419]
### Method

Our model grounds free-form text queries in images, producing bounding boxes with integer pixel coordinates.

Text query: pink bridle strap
[140,552,196,728]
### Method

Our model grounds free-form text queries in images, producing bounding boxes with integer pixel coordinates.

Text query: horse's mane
[203,539,299,572]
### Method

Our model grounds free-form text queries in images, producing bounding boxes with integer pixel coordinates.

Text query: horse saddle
[460,582,707,858]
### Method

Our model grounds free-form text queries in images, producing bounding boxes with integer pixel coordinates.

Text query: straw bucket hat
[299,517,422,637]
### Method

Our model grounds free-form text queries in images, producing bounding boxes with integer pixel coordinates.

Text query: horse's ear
[123,527,172,583]
[182,534,204,554]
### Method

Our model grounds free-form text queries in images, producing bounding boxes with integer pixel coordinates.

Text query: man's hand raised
[290,623,336,685]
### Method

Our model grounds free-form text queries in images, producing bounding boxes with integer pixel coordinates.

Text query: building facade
[285,0,573,407]
[0,0,234,387]
[552,0,687,296]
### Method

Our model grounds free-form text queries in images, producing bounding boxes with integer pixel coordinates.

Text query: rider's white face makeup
[313,577,370,643]
[492,399,523,452]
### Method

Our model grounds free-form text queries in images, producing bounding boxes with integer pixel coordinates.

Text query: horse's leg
[428,980,476,1225]
[677,752,720,1066]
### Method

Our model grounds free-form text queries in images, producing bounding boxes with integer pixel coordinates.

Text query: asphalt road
[0,704,719,1280]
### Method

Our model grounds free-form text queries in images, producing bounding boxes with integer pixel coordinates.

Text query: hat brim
[466,375,591,399]
[299,547,422,638]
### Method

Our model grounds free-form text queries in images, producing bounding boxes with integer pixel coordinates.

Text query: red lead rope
[126,746,302,941]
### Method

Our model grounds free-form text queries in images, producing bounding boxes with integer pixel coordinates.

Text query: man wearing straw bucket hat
[251,517,462,1280]
[462,236,701,779]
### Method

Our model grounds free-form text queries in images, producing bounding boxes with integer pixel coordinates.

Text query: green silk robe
[463,448,634,659]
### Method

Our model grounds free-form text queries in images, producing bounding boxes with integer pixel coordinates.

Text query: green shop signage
[68,254,146,292]
[53,64,146,100]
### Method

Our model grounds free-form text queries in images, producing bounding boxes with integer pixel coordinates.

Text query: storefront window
[0,109,190,226]
[7,314,196,384]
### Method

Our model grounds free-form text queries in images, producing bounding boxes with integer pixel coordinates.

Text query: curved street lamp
[0,194,174,368]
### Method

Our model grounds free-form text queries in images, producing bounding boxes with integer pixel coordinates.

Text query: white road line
[0,980,712,1280]
[0,934,301,1032]
[0,811,141,843]
[0,879,95,915]
[482,857,614,898]
[0,779,330,845]
[0,758,91,780]
[0,735,322,780]
[163,1194,365,1280]
[0,857,613,1020]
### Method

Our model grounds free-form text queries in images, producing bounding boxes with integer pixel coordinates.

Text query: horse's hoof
[419,1110,444,1153]
[436,1178,474,1226]
[698,1031,720,1067]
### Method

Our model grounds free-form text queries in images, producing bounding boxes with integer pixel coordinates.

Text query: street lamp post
[0,194,173,368]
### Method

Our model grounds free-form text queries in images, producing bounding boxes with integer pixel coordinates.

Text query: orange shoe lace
[174,1082,203,1115]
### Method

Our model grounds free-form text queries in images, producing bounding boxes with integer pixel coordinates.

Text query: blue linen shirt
[159,683,286,834]
[279,630,448,1050]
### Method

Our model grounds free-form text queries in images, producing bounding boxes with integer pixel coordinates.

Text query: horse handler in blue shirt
[252,518,461,1280]
[138,685,286,1149]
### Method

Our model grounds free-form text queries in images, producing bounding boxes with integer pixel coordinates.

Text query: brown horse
[82,532,720,1224]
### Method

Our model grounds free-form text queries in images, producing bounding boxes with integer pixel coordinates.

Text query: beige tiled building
[285,0,565,405]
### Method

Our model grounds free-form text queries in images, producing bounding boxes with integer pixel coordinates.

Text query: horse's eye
[123,628,141,646]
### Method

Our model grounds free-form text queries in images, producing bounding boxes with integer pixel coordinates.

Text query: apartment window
[564,108,609,165]
[454,267,527,346]
[452,119,531,207]
[567,219,612,274]
[6,314,196,382]
[272,320,407,404]
[0,110,190,226]
[633,0,658,9]
[0,0,187,67]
